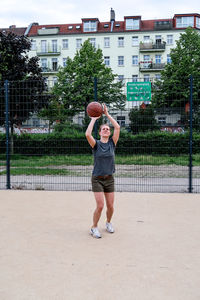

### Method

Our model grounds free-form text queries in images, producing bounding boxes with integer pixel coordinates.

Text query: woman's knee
[97,202,104,212]
[107,203,114,211]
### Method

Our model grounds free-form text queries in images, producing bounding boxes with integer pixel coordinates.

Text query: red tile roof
[0,27,27,35]
[27,13,200,37]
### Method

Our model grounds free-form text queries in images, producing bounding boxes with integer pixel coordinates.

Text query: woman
[85,104,120,238]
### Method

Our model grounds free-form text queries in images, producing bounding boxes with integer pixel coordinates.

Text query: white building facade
[24,11,200,128]
[26,11,200,84]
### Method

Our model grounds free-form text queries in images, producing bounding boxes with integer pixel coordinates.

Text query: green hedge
[0,131,200,155]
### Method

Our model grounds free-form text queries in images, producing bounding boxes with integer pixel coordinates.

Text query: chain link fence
[0,77,200,193]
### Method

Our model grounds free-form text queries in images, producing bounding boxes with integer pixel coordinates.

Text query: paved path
[0,191,200,299]
[1,175,200,192]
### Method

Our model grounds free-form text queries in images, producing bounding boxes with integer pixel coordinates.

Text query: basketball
[86,102,103,117]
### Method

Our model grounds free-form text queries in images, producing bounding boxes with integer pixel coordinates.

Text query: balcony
[140,42,166,52]
[154,21,173,30]
[41,67,58,74]
[37,46,61,56]
[139,61,165,72]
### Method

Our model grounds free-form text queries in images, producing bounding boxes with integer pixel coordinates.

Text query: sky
[0,0,199,28]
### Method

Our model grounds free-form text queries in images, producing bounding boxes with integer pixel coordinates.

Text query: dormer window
[176,16,194,28]
[83,21,97,32]
[196,17,200,29]
[125,18,140,30]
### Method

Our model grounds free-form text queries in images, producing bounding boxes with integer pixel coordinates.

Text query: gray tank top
[92,138,116,176]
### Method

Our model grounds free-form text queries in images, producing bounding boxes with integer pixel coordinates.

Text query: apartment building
[1,11,200,128]
[26,10,200,84]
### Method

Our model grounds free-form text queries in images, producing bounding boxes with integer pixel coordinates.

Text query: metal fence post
[5,80,11,189]
[94,77,98,139]
[189,75,193,193]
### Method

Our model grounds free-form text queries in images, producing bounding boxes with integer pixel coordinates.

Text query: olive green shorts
[91,175,115,193]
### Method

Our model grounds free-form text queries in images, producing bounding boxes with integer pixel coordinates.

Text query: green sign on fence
[127,82,151,101]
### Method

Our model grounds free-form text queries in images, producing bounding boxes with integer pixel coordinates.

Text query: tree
[129,105,159,134]
[152,27,200,108]
[52,40,126,122]
[0,32,50,138]
[38,98,66,133]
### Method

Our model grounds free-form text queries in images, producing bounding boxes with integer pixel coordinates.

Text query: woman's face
[99,125,110,137]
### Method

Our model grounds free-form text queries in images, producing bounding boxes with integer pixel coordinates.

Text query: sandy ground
[0,191,200,300]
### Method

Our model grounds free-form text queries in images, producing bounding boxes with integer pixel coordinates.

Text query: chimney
[110,8,115,21]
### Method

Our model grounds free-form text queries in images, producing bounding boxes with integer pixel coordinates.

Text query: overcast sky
[0,0,199,28]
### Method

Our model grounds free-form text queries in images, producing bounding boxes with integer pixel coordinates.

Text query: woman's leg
[92,192,104,228]
[104,192,114,223]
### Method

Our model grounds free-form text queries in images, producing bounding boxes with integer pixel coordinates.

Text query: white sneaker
[90,227,102,238]
[106,222,115,233]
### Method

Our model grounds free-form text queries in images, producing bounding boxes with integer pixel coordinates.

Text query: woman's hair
[99,123,110,133]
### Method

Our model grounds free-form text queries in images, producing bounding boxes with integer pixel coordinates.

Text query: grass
[0,168,77,176]
[0,154,200,167]
[0,154,199,177]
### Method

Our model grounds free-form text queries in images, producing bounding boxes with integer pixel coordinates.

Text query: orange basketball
[86,102,103,117]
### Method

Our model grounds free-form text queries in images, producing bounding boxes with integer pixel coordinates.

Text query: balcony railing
[140,42,166,52]
[41,67,58,73]
[37,46,61,56]
[154,21,173,30]
[139,61,165,71]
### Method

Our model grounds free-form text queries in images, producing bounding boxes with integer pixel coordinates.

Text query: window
[41,40,47,53]
[118,75,124,82]
[155,74,161,81]
[144,74,150,82]
[52,40,57,52]
[167,54,171,64]
[62,39,68,49]
[155,55,161,64]
[176,16,194,28]
[196,17,200,28]
[104,56,110,66]
[63,58,68,67]
[89,38,96,47]
[155,35,162,44]
[43,77,48,84]
[52,58,58,71]
[132,75,138,82]
[76,39,82,49]
[41,58,47,71]
[118,56,124,66]
[167,35,173,45]
[143,36,150,43]
[104,37,110,47]
[132,36,139,46]
[53,77,58,85]
[83,21,97,32]
[125,19,140,30]
[158,116,166,125]
[117,116,125,127]
[33,118,40,127]
[143,55,150,68]
[118,37,124,47]
[132,55,138,65]
[31,40,36,50]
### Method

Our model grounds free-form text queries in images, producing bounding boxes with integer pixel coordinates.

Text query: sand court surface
[0,190,200,300]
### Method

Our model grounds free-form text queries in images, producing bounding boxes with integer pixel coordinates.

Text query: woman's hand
[103,103,109,117]
[90,115,101,121]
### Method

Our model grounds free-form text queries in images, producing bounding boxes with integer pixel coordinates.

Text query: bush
[129,106,159,134]
[0,130,199,156]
